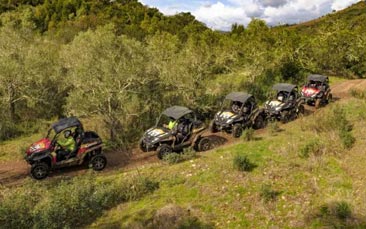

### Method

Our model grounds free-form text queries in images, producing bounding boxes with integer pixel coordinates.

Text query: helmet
[243,106,249,113]
[64,130,72,138]
[277,95,284,102]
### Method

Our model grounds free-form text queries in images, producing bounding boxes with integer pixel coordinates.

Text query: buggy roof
[272,83,297,93]
[162,106,193,120]
[307,74,328,82]
[225,92,253,103]
[51,117,82,133]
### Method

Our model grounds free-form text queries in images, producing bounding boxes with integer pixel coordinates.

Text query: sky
[139,0,361,30]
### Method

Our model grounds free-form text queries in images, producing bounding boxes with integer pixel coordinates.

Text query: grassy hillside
[87,97,366,228]
[2,84,366,228]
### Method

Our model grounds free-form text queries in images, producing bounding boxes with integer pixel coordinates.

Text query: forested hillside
[0,0,365,147]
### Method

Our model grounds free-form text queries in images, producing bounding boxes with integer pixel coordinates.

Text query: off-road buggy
[139,106,211,159]
[265,83,305,123]
[301,74,332,108]
[24,117,106,180]
[210,92,266,138]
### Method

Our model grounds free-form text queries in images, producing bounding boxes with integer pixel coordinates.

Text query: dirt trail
[331,79,366,98]
[0,79,365,186]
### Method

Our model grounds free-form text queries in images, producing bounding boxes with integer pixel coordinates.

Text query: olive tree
[62,25,148,145]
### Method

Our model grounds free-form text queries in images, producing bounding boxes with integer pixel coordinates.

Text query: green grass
[2,86,366,228]
[87,98,366,228]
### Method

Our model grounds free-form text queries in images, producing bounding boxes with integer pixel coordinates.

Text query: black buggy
[210,92,266,138]
[24,117,106,180]
[264,83,305,123]
[139,106,212,159]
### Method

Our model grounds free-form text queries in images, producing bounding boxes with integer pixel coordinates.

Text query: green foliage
[241,128,254,141]
[233,154,257,172]
[314,201,353,227]
[260,184,281,202]
[163,148,197,165]
[299,139,325,158]
[0,174,159,228]
[350,89,366,99]
[308,105,355,149]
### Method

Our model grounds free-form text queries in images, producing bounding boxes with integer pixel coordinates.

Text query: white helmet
[277,95,284,102]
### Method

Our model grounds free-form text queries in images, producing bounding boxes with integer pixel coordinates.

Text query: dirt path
[0,79,364,187]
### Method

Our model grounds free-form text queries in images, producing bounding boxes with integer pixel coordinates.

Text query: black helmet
[64,130,72,138]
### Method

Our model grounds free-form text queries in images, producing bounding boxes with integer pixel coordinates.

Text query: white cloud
[193,2,251,30]
[331,0,359,10]
[140,0,362,30]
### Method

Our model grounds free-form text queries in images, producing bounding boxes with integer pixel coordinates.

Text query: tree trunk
[8,83,16,122]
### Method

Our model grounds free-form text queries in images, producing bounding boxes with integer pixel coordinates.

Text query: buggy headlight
[226,118,234,124]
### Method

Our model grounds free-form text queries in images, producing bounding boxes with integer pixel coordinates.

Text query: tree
[62,25,148,145]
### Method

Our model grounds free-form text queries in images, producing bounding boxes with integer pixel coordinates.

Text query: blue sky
[140,0,361,30]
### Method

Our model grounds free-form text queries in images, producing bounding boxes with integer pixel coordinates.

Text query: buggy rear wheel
[157,144,173,160]
[281,111,289,123]
[139,138,149,152]
[209,121,218,133]
[90,154,107,171]
[232,124,243,138]
[197,137,212,152]
[326,93,332,104]
[297,105,305,117]
[31,162,49,180]
[315,99,321,109]
[253,115,265,129]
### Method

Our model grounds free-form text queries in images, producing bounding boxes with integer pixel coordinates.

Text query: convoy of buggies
[24,74,332,179]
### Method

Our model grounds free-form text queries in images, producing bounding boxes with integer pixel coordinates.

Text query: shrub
[299,139,325,158]
[163,148,197,165]
[308,105,355,149]
[241,128,254,141]
[260,184,281,202]
[233,154,257,172]
[340,131,355,149]
[319,201,352,221]
[0,174,159,228]
[350,89,366,99]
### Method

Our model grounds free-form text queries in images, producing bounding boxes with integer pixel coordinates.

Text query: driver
[167,118,177,130]
[56,130,76,162]
[277,92,285,102]
[231,101,242,113]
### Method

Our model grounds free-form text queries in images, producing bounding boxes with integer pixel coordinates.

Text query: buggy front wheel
[197,137,212,152]
[90,155,107,171]
[31,162,50,180]
[157,144,173,160]
[232,124,243,138]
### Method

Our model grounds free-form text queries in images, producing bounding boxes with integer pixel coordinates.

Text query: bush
[0,119,23,141]
[163,148,197,165]
[241,128,254,141]
[0,174,159,228]
[350,89,366,99]
[299,139,325,158]
[260,184,281,202]
[319,201,352,221]
[308,105,355,149]
[233,154,257,172]
[340,131,355,149]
